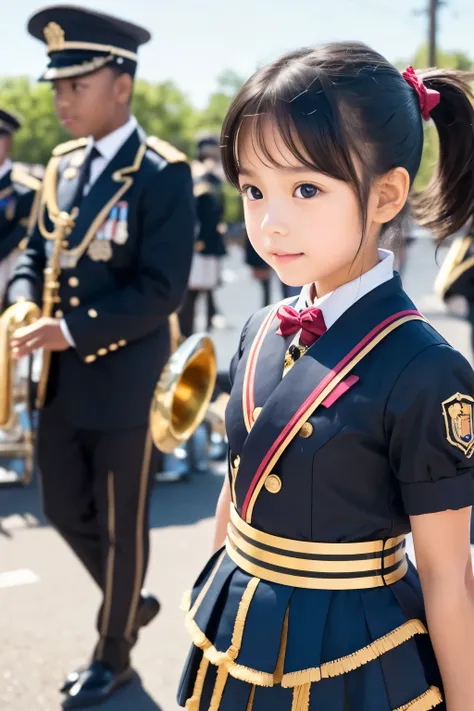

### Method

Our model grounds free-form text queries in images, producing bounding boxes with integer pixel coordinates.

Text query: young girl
[178,42,474,711]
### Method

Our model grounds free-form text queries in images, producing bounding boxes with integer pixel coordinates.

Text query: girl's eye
[294,183,319,199]
[244,185,263,201]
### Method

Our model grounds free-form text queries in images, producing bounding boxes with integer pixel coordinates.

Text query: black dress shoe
[60,593,160,693]
[62,662,133,709]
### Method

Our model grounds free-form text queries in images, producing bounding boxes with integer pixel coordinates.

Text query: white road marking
[0,569,39,589]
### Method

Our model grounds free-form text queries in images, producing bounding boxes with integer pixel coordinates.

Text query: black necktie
[72,145,101,208]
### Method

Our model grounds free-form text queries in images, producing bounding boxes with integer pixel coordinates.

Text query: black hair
[221,42,474,242]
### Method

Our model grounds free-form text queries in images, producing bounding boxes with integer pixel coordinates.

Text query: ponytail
[410,70,474,241]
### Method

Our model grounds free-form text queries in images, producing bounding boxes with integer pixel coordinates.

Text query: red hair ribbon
[402,66,440,121]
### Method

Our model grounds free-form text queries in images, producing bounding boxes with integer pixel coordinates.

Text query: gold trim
[394,686,443,711]
[245,686,256,711]
[0,186,13,202]
[227,525,406,575]
[228,578,260,660]
[185,608,426,689]
[147,136,188,163]
[209,666,229,711]
[434,235,473,298]
[274,608,289,684]
[226,537,409,590]
[291,684,311,711]
[185,656,209,711]
[245,314,425,522]
[231,505,405,556]
[40,141,147,266]
[124,429,154,640]
[189,550,226,620]
[11,168,41,192]
[230,455,239,506]
[96,470,116,658]
[52,138,88,157]
[43,55,113,81]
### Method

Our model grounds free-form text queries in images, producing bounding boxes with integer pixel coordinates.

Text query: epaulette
[194,181,213,198]
[52,137,88,157]
[147,136,188,164]
[11,167,41,192]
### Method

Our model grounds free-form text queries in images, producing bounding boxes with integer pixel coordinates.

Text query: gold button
[109,343,119,351]
[97,348,108,356]
[253,407,262,420]
[264,474,282,494]
[118,339,127,347]
[85,355,96,364]
[55,310,64,319]
[299,422,313,438]
[70,296,80,307]
[68,276,79,288]
[233,455,240,469]
[88,309,98,318]
[62,241,69,248]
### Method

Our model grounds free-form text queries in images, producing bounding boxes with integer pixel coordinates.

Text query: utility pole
[428,0,438,66]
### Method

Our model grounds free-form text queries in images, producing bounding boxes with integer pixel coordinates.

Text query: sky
[1,0,473,108]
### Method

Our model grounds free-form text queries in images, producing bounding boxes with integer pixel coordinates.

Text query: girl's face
[238,120,381,294]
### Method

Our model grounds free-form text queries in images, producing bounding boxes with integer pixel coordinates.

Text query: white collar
[0,158,13,182]
[89,115,138,162]
[295,249,394,330]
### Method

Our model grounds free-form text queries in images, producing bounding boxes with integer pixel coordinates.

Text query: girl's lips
[271,253,304,265]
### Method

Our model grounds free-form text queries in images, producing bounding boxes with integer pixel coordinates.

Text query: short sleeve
[386,343,474,516]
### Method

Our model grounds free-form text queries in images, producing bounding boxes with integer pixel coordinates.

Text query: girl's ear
[372,167,410,225]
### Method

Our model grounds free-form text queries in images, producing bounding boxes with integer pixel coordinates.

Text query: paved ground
[0,237,473,711]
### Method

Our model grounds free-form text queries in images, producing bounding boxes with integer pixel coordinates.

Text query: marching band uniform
[0,110,41,307]
[179,250,474,711]
[179,137,226,337]
[8,7,195,707]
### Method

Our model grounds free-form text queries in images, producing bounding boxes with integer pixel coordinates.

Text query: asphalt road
[0,237,472,711]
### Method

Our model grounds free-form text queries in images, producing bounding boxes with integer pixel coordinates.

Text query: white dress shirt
[60,116,138,347]
[0,158,13,182]
[286,250,394,355]
[83,115,138,194]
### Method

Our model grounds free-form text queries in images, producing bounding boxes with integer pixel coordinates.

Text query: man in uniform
[0,109,41,306]
[8,6,195,707]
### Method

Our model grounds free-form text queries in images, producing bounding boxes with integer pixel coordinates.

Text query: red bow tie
[276,304,327,347]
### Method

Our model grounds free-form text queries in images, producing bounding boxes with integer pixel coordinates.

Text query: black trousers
[37,404,154,671]
[179,289,218,337]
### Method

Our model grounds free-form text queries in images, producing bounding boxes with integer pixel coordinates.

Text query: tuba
[149,314,217,453]
[0,210,75,485]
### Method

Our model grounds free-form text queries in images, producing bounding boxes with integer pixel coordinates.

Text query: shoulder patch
[11,167,41,192]
[441,392,474,457]
[147,136,188,164]
[52,137,89,157]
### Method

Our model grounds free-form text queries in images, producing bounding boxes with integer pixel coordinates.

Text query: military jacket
[193,169,226,257]
[0,166,41,262]
[434,232,474,303]
[8,126,195,429]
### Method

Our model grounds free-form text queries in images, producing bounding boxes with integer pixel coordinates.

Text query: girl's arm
[213,477,232,552]
[411,506,474,711]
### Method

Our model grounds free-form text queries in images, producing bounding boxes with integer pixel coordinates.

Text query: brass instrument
[150,314,218,453]
[36,210,76,408]
[0,210,74,486]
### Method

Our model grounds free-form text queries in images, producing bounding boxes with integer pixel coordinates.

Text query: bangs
[221,71,362,190]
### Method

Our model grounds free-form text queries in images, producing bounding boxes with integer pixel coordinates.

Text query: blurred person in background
[0,109,41,308]
[179,134,227,337]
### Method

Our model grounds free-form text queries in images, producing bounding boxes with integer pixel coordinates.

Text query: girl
[178,42,474,711]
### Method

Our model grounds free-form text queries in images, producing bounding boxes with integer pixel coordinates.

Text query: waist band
[226,506,408,590]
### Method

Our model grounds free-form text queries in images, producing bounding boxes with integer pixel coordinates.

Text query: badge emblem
[442,392,474,457]
[88,239,113,262]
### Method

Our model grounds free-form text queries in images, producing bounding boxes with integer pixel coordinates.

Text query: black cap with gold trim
[28,5,151,81]
[0,109,22,137]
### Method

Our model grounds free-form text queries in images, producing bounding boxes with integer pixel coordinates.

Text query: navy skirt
[177,549,444,711]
